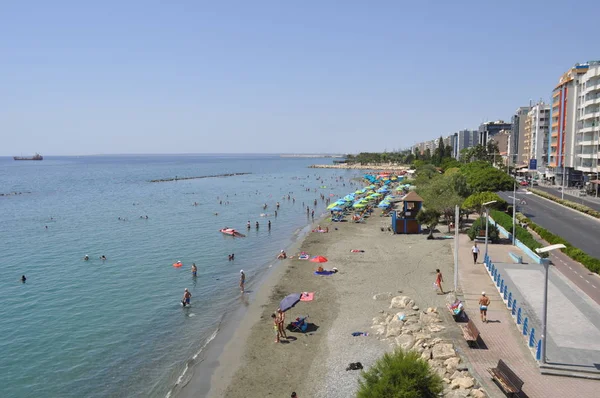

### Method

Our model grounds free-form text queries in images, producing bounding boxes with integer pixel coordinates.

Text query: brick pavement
[454,234,599,398]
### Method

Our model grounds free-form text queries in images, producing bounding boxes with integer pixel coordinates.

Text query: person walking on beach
[479,292,490,323]
[472,242,480,264]
[277,308,288,339]
[435,269,444,294]
[272,313,281,343]
[239,270,245,293]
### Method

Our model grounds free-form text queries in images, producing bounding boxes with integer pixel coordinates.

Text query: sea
[0,154,359,398]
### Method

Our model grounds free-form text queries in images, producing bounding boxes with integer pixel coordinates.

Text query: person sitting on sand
[277,250,287,260]
[317,265,324,273]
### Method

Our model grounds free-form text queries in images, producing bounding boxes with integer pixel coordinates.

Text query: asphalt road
[498,189,600,304]
[534,185,600,212]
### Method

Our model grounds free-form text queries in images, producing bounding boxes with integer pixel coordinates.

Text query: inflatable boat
[220,228,246,237]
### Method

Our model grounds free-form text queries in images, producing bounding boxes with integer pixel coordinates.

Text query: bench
[508,251,523,264]
[487,359,524,397]
[475,229,487,243]
[458,319,480,348]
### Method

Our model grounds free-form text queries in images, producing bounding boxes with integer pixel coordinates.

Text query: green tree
[416,208,441,239]
[357,349,443,398]
[418,172,468,232]
[405,153,415,164]
[461,161,514,193]
[462,192,506,215]
[424,148,431,161]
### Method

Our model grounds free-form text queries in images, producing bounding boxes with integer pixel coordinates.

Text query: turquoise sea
[0,155,358,398]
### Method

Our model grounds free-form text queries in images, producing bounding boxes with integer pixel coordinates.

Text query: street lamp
[508,182,517,245]
[483,200,497,258]
[535,244,567,364]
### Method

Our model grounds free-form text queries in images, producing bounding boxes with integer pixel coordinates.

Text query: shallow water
[0,155,358,397]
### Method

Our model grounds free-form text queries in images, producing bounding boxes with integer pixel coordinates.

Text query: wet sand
[184,212,455,398]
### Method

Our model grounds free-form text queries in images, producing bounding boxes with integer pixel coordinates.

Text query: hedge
[489,210,547,257]
[467,216,499,243]
[529,188,600,219]
[516,213,600,274]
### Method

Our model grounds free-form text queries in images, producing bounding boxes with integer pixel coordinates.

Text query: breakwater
[149,172,251,183]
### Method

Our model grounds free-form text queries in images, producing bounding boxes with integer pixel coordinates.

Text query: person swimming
[256,221,259,229]
[182,288,192,307]
[191,263,197,277]
[247,221,251,229]
[100,255,106,261]
[21,275,26,283]
[84,255,89,261]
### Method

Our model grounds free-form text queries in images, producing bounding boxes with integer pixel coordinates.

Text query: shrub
[490,210,547,257]
[467,216,500,243]
[357,349,443,398]
[529,189,600,219]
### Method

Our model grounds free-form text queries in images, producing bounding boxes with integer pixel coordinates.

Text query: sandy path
[211,214,455,398]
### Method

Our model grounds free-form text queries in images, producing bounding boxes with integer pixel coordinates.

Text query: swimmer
[256,221,259,229]
[191,263,197,277]
[247,221,251,229]
[84,255,89,261]
[277,250,287,260]
[21,275,26,283]
[239,270,245,293]
[268,220,271,230]
[231,253,235,261]
[214,212,218,216]
[182,288,192,307]
[274,210,277,217]
[100,255,106,261]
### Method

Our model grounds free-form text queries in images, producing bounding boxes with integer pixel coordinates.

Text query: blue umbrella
[331,206,343,211]
[279,293,302,312]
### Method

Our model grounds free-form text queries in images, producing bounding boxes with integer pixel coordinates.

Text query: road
[534,185,600,212]
[498,189,600,305]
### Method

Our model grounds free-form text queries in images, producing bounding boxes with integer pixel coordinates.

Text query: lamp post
[483,200,497,259]
[534,244,567,364]
[509,183,516,245]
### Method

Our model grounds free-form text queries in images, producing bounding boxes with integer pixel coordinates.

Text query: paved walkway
[455,234,599,398]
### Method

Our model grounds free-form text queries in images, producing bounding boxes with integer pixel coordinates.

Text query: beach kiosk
[392,191,423,234]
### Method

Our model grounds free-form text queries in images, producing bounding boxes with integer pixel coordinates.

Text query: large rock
[414,332,432,341]
[394,334,415,350]
[446,390,470,398]
[419,312,442,325]
[444,357,461,371]
[420,349,432,360]
[470,388,487,398]
[427,307,438,313]
[390,296,415,309]
[372,314,387,325]
[373,292,393,300]
[385,321,403,338]
[432,343,456,360]
[429,324,446,333]
[371,325,386,335]
[401,323,423,334]
[451,377,475,390]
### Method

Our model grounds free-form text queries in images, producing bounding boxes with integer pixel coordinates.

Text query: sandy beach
[180,211,458,398]
[309,163,410,171]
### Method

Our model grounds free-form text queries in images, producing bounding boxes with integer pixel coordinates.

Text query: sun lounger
[290,316,309,333]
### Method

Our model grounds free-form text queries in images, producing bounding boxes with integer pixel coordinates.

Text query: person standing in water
[21,275,26,283]
[182,288,192,307]
[191,263,197,277]
[268,220,271,230]
[239,270,245,293]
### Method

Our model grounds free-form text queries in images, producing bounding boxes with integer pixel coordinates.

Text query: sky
[1,0,599,156]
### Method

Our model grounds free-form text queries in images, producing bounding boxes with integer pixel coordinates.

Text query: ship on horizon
[14,153,43,161]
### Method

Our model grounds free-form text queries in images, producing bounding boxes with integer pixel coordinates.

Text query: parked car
[532,180,538,186]
[519,180,529,186]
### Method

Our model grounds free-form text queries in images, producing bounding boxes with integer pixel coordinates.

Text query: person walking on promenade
[471,242,480,264]
[239,270,245,293]
[479,292,490,323]
[435,269,444,294]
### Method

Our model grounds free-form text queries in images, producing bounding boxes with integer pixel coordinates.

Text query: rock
[394,334,415,350]
[419,312,442,325]
[443,377,451,384]
[451,377,475,390]
[470,388,487,398]
[420,349,432,361]
[446,390,470,398]
[385,315,394,325]
[371,325,386,335]
[429,324,446,333]
[401,323,423,334]
[427,307,438,313]
[373,292,393,300]
[385,321,403,338]
[432,343,455,360]
[372,315,387,325]
[414,332,432,341]
[413,344,425,353]
[444,357,461,371]
[432,366,447,378]
[412,305,420,311]
[431,337,443,345]
[390,295,415,309]
[449,370,463,380]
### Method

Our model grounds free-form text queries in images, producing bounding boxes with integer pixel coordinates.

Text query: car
[532,180,539,186]
[519,180,529,186]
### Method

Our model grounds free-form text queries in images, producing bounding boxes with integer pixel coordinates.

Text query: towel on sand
[350,249,365,253]
[300,292,314,301]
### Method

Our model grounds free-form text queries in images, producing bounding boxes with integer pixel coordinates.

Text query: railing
[484,254,542,361]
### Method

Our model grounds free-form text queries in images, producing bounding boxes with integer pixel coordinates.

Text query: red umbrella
[310,256,328,263]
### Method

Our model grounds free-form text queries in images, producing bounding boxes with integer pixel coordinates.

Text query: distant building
[479,121,512,147]
[523,102,551,172]
[490,129,511,165]
[574,61,600,179]
[510,107,531,166]
[451,129,478,159]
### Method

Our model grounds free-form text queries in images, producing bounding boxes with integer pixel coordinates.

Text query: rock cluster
[371,295,488,398]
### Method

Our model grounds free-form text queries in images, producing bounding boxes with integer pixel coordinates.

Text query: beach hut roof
[402,191,424,202]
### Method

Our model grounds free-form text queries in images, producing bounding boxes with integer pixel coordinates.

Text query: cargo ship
[14,153,43,161]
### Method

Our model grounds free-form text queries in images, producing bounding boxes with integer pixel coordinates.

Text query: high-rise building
[451,129,478,159]
[510,107,531,166]
[523,102,551,172]
[549,63,590,185]
[479,121,512,147]
[490,129,511,165]
[574,61,600,180]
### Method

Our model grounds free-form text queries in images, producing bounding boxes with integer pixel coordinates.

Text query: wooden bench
[487,359,524,397]
[458,319,480,348]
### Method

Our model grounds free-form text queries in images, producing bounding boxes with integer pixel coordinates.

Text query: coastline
[188,209,457,397]
[309,163,410,171]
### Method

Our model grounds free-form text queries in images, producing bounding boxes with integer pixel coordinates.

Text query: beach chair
[290,315,309,333]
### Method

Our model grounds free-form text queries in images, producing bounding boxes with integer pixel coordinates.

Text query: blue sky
[1,0,599,156]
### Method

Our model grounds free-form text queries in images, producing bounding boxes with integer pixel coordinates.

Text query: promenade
[455,234,599,398]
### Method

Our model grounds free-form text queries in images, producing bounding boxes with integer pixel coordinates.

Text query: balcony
[582,110,600,120]
[587,81,600,93]
[576,140,595,146]
[579,126,597,134]
[583,97,600,108]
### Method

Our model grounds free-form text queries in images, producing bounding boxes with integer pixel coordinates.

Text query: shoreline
[309,163,410,171]
[192,209,457,397]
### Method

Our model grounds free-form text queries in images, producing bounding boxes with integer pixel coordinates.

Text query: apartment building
[549,63,590,184]
[575,61,600,178]
[510,107,531,166]
[490,129,511,165]
[451,129,478,159]
[523,102,551,172]
[479,121,512,147]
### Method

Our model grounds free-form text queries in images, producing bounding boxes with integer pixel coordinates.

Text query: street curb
[527,190,600,224]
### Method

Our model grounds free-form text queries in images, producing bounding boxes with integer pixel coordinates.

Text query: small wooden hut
[391,191,424,234]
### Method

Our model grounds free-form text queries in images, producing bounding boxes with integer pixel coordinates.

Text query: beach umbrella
[327,202,338,209]
[331,206,343,211]
[310,255,328,263]
[353,203,366,208]
[378,202,390,208]
[279,293,302,312]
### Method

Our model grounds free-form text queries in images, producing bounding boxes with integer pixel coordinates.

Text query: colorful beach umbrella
[327,202,338,209]
[331,206,343,211]
[310,256,328,263]
[279,293,302,312]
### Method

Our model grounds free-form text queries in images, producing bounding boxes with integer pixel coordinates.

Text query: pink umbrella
[310,256,328,263]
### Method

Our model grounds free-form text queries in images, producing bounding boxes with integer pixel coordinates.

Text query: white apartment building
[523,102,550,172]
[575,61,600,177]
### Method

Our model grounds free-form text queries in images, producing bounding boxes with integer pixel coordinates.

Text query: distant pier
[149,172,251,183]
